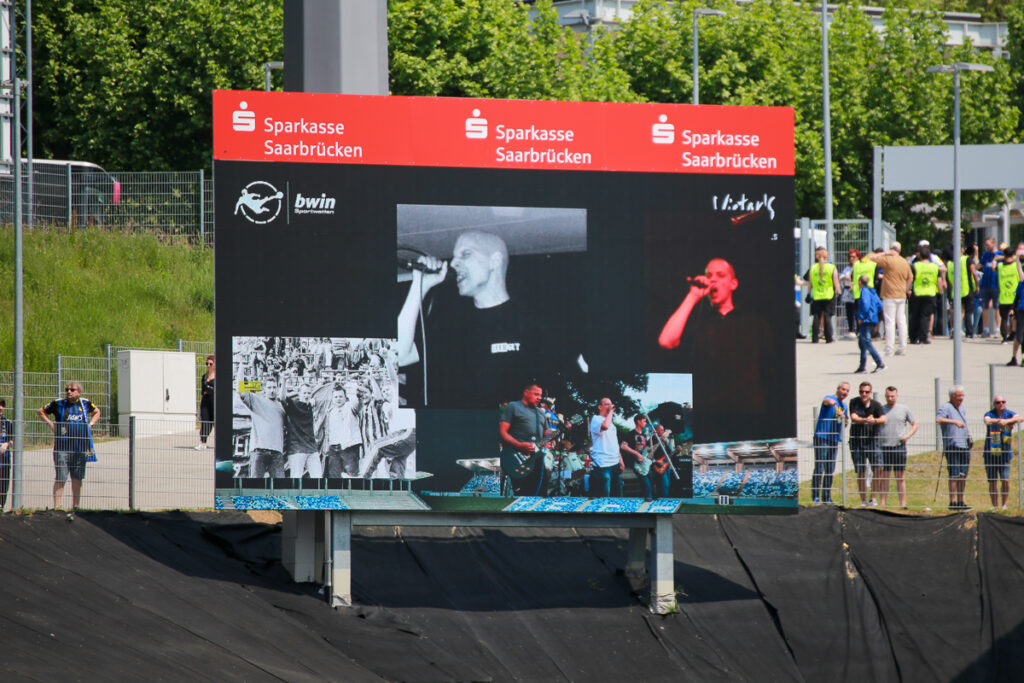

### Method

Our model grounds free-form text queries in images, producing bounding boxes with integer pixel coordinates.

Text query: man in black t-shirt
[657,257,770,441]
[397,230,557,409]
[849,381,887,506]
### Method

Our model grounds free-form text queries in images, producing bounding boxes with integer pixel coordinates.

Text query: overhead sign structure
[213,91,797,514]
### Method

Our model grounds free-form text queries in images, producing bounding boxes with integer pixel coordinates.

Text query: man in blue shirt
[978,237,1002,337]
[812,381,850,504]
[38,382,101,513]
[936,385,971,511]
[983,396,1022,510]
[855,275,885,374]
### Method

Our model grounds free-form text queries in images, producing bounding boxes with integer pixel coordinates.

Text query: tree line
[32,0,1024,236]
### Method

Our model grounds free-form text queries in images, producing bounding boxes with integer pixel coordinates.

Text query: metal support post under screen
[650,515,676,614]
[329,510,352,608]
[625,528,647,581]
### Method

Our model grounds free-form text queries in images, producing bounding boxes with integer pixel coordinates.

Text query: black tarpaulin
[2,508,1024,682]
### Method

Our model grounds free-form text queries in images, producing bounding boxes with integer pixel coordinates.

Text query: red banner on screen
[213,91,793,176]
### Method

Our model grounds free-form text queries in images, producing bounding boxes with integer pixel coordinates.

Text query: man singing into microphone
[397,230,548,408]
[657,257,770,436]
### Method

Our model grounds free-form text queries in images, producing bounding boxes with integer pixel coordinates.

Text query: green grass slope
[0,227,213,371]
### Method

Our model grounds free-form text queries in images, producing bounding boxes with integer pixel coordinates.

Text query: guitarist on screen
[499,383,549,496]
[621,415,654,501]
[648,424,673,499]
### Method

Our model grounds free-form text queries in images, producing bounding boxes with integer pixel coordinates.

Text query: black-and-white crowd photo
[396,204,588,409]
[227,336,416,480]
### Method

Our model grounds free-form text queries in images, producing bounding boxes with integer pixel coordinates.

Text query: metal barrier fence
[801,415,1023,512]
[2,169,213,246]
[1,405,1021,513]
[2,418,212,512]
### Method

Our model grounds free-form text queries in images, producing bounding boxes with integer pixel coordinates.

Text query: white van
[0,159,121,226]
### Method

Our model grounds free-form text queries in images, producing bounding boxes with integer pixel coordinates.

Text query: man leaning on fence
[936,385,971,512]
[812,382,849,505]
[38,381,101,515]
[983,396,1022,511]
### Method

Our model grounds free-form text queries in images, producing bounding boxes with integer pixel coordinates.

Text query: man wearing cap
[868,241,913,356]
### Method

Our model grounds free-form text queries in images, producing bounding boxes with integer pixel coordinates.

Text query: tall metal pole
[951,70,962,384]
[821,0,833,245]
[929,61,991,386]
[24,0,31,226]
[692,9,724,106]
[11,7,24,508]
[692,11,700,105]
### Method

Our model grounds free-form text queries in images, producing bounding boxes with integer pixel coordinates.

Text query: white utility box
[117,350,197,432]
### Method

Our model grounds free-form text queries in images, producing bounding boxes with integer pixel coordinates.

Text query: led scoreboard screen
[213,91,796,514]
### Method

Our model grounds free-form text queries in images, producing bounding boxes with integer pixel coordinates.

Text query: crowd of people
[812,381,1022,511]
[230,336,414,481]
[801,238,1024,367]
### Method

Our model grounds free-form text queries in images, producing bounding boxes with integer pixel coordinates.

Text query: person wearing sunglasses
[983,396,1023,510]
[38,382,100,513]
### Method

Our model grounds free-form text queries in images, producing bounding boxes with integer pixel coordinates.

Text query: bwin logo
[465,108,488,139]
[294,192,337,215]
[234,181,283,224]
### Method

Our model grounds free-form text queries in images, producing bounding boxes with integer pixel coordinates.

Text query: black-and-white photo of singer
[228,336,416,480]
[396,204,588,409]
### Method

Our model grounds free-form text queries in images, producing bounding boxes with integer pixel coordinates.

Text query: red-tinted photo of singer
[658,258,738,349]
[655,257,770,435]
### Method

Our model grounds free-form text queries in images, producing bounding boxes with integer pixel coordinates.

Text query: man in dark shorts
[849,381,886,506]
[983,396,1022,510]
[38,381,101,511]
[936,385,971,511]
[877,386,918,508]
[499,383,548,496]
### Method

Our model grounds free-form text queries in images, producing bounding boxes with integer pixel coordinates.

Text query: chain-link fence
[1,167,213,246]
[2,418,213,512]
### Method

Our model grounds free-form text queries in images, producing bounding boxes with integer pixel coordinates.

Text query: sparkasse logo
[465,109,488,139]
[652,114,674,144]
[234,181,283,224]
[233,101,256,132]
[294,192,336,215]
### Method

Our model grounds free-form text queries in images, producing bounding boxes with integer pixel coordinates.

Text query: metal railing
[1,169,213,246]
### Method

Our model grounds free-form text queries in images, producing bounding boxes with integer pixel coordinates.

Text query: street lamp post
[927,62,993,385]
[692,9,726,105]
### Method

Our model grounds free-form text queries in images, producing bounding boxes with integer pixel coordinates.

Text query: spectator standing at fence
[197,355,215,450]
[38,382,100,514]
[877,386,918,508]
[849,381,887,506]
[936,385,971,511]
[811,382,850,504]
[0,400,13,511]
[867,242,913,357]
[983,396,1022,510]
